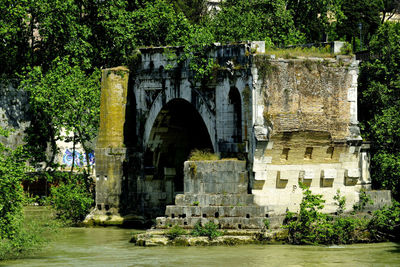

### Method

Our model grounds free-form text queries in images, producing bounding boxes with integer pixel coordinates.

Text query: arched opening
[144,99,213,208]
[228,87,242,143]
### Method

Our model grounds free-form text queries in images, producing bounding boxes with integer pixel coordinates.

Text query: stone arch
[144,87,216,151]
[143,98,214,206]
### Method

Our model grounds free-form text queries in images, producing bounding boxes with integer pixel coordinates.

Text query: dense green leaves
[22,58,100,171]
[0,128,29,240]
[359,22,400,199]
[209,0,303,46]
[51,181,93,224]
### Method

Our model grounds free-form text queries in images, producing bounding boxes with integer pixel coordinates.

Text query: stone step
[157,216,284,230]
[174,193,254,206]
[165,205,272,219]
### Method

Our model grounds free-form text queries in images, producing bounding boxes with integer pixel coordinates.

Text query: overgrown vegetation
[368,201,400,242]
[359,22,400,200]
[285,183,400,245]
[0,207,62,260]
[265,46,336,59]
[0,128,61,259]
[191,222,222,240]
[51,181,93,224]
[166,225,187,240]
[188,149,219,161]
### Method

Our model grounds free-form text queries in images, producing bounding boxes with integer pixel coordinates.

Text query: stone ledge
[130,229,289,247]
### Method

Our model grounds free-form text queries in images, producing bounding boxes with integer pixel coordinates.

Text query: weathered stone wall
[250,55,367,214]
[93,42,375,225]
[157,160,271,229]
[0,82,30,149]
[94,67,129,216]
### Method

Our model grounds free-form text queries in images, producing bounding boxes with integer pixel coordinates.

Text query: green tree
[381,0,400,23]
[335,0,382,50]
[208,0,303,47]
[0,0,32,76]
[22,58,100,173]
[168,0,207,24]
[286,0,344,42]
[359,22,400,200]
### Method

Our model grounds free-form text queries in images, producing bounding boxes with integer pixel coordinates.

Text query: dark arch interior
[144,99,213,199]
[229,87,242,143]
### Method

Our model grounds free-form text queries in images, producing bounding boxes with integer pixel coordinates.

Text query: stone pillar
[95,67,129,216]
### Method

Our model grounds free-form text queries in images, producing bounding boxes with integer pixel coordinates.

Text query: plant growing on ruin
[191,222,222,240]
[333,189,346,215]
[189,149,219,161]
[284,183,365,244]
[263,219,270,230]
[353,188,373,212]
[166,225,187,240]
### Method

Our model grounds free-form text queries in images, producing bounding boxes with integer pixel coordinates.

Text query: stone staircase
[156,160,273,229]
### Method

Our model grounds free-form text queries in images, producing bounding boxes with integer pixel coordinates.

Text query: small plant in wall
[263,219,270,230]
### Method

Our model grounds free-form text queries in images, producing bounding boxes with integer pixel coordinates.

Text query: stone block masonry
[89,41,384,226]
[157,160,272,229]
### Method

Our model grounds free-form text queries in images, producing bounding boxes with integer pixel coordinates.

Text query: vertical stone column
[95,67,129,216]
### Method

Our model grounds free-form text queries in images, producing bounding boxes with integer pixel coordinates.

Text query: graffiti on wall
[62,149,95,167]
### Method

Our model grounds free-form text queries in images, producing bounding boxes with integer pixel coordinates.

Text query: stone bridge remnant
[90,41,380,227]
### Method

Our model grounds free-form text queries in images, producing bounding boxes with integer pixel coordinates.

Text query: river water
[1,225,399,267]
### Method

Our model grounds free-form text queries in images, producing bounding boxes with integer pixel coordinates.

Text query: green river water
[1,208,399,267]
[1,227,399,267]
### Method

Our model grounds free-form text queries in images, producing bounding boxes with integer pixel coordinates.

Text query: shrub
[191,222,222,239]
[51,182,93,224]
[166,225,186,240]
[284,183,366,245]
[0,128,28,240]
[368,201,400,242]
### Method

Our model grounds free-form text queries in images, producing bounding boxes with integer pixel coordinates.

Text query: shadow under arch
[143,98,214,214]
[143,88,216,153]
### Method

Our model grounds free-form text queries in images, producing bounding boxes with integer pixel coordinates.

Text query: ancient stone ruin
[89,41,389,228]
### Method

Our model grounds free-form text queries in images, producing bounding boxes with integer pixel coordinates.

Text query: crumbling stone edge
[130,229,289,247]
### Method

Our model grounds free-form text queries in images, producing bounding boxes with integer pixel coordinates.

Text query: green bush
[51,182,93,224]
[191,222,222,239]
[166,225,187,240]
[0,128,28,240]
[0,206,62,260]
[284,183,366,245]
[368,201,400,242]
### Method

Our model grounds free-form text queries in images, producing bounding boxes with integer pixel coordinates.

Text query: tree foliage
[21,58,100,172]
[359,22,400,200]
[286,0,344,42]
[0,128,28,240]
[209,0,303,46]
